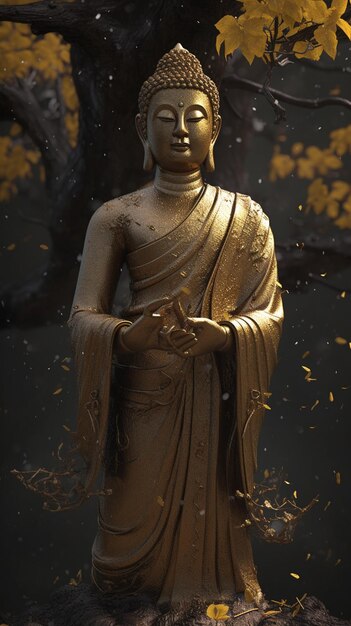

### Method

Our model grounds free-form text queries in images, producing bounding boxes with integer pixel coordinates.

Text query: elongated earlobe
[205,116,221,173]
[143,142,155,172]
[205,145,215,173]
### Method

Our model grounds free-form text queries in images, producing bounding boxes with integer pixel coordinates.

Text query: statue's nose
[173,115,188,138]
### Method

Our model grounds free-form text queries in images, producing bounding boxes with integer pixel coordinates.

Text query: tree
[0,0,351,328]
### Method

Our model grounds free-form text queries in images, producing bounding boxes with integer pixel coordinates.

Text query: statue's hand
[117,298,197,355]
[181,317,232,357]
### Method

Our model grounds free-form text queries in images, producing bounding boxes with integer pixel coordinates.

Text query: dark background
[1,44,351,620]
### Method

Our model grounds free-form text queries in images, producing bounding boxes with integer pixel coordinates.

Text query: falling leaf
[340,291,346,298]
[329,391,334,402]
[53,387,63,395]
[263,610,281,616]
[40,243,49,250]
[335,558,341,566]
[311,400,319,411]
[264,468,270,479]
[293,490,298,499]
[324,500,331,511]
[306,553,311,561]
[157,495,165,507]
[302,351,310,359]
[335,471,341,485]
[290,572,300,580]
[206,603,230,621]
[61,364,70,371]
[7,243,16,251]
[335,336,347,345]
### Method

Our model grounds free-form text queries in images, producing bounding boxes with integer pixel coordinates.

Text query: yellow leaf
[337,17,351,38]
[291,142,304,156]
[293,40,322,60]
[290,572,300,580]
[314,23,338,59]
[329,391,334,402]
[215,15,242,57]
[206,603,230,620]
[53,387,63,395]
[40,243,49,250]
[269,149,295,181]
[335,336,347,345]
[157,495,165,507]
[335,471,341,485]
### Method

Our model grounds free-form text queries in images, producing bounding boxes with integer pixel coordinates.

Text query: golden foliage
[269,148,295,181]
[269,125,351,229]
[0,0,79,202]
[0,129,40,201]
[215,0,351,64]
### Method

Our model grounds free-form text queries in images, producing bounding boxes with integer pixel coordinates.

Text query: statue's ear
[135,113,155,172]
[205,115,222,173]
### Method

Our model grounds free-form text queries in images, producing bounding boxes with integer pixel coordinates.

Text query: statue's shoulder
[91,187,151,229]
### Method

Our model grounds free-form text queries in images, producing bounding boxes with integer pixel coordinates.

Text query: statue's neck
[154,167,203,196]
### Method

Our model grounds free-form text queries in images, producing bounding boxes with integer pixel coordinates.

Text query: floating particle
[329,391,334,402]
[311,400,319,411]
[7,243,16,251]
[340,291,346,298]
[335,337,347,345]
[335,558,341,566]
[290,572,300,580]
[302,351,310,359]
[324,501,331,511]
[264,468,270,479]
[335,471,341,485]
[306,553,311,561]
[157,495,165,507]
[61,364,70,371]
[53,387,63,396]
[293,490,298,499]
[40,244,49,250]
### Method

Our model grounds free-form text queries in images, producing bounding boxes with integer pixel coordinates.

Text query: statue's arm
[69,201,126,318]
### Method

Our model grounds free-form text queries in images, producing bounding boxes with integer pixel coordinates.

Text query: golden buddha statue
[68,44,284,608]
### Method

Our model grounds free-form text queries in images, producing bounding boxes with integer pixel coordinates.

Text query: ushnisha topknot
[138,43,220,137]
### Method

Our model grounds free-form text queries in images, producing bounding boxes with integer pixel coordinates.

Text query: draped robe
[68,183,283,605]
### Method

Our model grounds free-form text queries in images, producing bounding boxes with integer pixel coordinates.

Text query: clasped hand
[117,296,228,358]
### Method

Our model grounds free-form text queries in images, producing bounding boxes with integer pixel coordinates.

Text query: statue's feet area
[7,584,351,626]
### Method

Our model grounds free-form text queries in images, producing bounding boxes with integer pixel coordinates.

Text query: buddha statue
[68,43,284,608]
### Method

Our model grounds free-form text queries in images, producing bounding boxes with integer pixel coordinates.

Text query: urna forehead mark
[178,101,184,107]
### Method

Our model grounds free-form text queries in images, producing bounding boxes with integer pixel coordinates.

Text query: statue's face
[145,88,215,172]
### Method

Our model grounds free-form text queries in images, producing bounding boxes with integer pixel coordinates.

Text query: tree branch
[0,77,70,184]
[0,0,81,37]
[223,74,351,121]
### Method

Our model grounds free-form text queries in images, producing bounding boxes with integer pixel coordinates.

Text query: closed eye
[157,116,175,122]
[186,116,205,123]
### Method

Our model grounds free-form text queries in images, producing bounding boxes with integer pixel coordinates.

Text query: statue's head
[136,44,221,173]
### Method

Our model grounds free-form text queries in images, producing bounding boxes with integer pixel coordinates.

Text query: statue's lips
[171,143,190,152]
